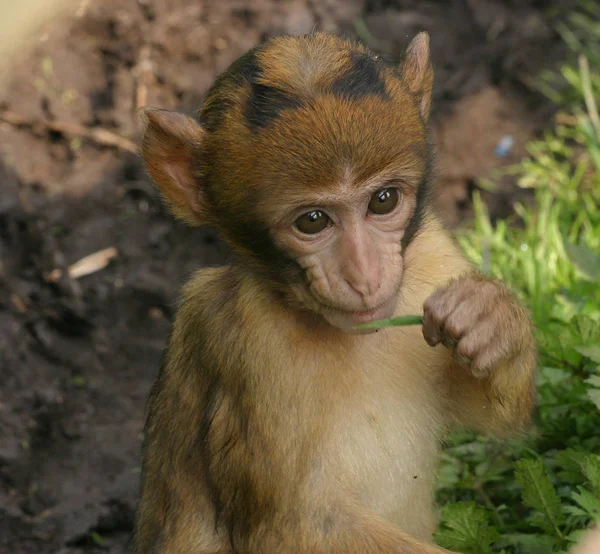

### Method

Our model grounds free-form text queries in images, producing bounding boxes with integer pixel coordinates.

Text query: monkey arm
[442,342,537,436]
[422,272,538,437]
[402,219,537,436]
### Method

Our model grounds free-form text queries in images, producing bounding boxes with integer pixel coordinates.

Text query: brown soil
[0,1,573,552]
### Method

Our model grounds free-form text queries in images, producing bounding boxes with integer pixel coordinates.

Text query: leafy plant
[434,4,600,552]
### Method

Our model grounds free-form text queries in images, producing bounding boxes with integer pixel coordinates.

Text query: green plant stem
[354,315,424,330]
[579,55,600,137]
[474,482,506,528]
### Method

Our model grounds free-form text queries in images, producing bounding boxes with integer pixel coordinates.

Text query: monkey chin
[323,296,398,335]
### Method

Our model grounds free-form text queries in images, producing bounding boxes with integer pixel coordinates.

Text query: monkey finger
[470,350,499,378]
[423,278,476,327]
[454,318,498,373]
[474,331,519,376]
[443,300,486,341]
[452,347,471,369]
[465,332,515,378]
[423,289,450,346]
[422,311,442,346]
[439,330,457,350]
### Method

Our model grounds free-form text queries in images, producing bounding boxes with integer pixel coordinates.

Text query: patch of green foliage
[434,4,600,552]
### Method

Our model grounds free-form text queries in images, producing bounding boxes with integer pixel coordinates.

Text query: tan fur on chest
[231,294,450,540]
[303,328,445,538]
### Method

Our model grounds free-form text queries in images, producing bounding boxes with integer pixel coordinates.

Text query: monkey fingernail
[440,333,457,350]
[452,349,471,368]
[422,325,440,346]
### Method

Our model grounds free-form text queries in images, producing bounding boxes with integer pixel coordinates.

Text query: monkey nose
[345,274,380,301]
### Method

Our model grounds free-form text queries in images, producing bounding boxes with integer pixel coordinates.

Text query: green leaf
[537,366,571,386]
[582,455,600,494]
[435,501,500,554]
[515,459,566,537]
[574,316,600,346]
[565,242,600,280]
[90,532,104,546]
[437,455,461,489]
[571,486,600,521]
[353,314,423,330]
[588,388,600,410]
[555,449,589,484]
[575,345,600,363]
[502,533,558,554]
[564,503,592,521]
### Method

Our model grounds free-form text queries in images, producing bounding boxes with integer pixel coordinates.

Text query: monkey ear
[401,32,434,123]
[139,108,208,226]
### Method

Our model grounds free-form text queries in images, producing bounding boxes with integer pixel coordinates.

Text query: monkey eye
[294,210,330,235]
[368,188,400,215]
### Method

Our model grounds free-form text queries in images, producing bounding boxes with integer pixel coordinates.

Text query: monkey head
[140,32,434,333]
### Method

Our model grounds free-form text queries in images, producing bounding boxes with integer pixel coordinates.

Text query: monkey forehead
[204,93,427,199]
[268,97,425,179]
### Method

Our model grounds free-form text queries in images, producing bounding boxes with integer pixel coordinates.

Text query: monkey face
[140,32,434,333]
[197,93,431,333]
[268,169,420,333]
[209,88,430,333]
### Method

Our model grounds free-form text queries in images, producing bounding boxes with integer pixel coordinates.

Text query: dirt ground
[0,1,574,552]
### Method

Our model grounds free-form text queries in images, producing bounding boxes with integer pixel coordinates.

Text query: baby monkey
[134,32,537,554]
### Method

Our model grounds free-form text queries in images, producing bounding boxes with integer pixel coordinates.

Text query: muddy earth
[0,1,575,552]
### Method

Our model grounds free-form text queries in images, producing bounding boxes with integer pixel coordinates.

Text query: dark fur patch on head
[330,50,390,100]
[198,47,263,132]
[199,41,305,133]
[245,82,304,130]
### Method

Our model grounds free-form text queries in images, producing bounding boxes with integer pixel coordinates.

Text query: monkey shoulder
[168,266,281,369]
[150,267,244,427]
[180,266,237,314]
[172,266,241,347]
[402,215,473,299]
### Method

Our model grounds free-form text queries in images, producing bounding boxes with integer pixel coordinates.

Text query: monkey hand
[422,273,533,378]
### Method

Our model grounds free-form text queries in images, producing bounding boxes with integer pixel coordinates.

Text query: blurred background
[1,1,599,553]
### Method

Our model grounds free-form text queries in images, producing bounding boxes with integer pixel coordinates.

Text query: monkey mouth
[321,296,397,328]
[349,300,396,324]
[353,307,382,321]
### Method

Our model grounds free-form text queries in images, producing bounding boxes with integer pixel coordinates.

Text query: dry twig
[0,110,138,153]
[46,247,118,282]
[11,294,28,313]
[135,45,155,111]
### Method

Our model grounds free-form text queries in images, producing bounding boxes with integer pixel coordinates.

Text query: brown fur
[134,32,537,554]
